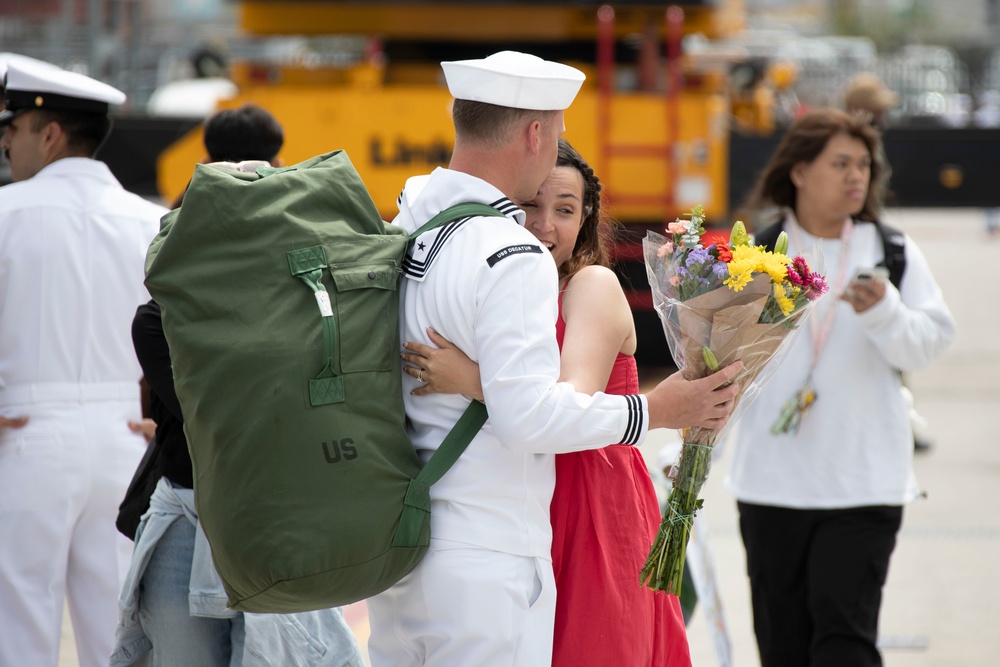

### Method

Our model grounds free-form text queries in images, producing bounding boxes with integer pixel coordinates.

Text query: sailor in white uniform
[0,59,167,667]
[366,50,742,667]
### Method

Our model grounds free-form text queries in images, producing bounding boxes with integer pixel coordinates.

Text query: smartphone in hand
[850,266,890,284]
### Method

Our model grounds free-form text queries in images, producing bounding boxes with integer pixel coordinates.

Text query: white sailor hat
[441,50,585,111]
[0,58,126,126]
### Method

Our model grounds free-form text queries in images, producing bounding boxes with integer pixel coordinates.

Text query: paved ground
[60,208,998,666]
[657,207,1000,667]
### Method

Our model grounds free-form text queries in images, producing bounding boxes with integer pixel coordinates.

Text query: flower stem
[640,437,715,595]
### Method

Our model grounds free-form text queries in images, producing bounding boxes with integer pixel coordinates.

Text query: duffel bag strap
[403,201,504,475]
[406,201,503,477]
[393,400,488,547]
[287,245,344,406]
[409,202,507,243]
[417,400,488,487]
[392,202,505,547]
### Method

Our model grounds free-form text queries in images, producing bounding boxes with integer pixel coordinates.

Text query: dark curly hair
[554,138,615,280]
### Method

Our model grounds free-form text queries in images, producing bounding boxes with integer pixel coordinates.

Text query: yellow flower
[761,251,791,284]
[773,282,795,316]
[723,245,796,296]
[723,244,761,291]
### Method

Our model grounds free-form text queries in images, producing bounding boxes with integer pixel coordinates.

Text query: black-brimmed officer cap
[0,57,125,127]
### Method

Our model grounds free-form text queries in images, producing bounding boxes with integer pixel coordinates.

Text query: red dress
[550,296,692,667]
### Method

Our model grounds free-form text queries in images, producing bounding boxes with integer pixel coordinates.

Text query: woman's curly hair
[555,138,617,280]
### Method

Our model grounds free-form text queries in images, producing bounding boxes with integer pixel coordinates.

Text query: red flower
[786,256,812,287]
[807,274,829,299]
[716,245,733,263]
[702,230,731,246]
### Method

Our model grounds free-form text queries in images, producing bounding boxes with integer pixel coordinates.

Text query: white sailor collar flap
[402,197,522,281]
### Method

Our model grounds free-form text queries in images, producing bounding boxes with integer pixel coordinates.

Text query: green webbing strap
[403,202,502,483]
[287,246,344,406]
[417,400,488,486]
[409,202,507,246]
[393,400,488,547]
[393,203,504,547]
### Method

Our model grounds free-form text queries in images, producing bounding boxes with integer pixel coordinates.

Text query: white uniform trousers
[0,385,145,667]
[367,539,557,667]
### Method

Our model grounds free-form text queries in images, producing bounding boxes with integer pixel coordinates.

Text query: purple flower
[685,247,710,268]
[711,262,729,279]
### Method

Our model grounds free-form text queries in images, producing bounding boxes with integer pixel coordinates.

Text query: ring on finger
[417,369,423,382]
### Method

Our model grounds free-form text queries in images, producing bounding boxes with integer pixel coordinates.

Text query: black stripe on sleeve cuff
[622,394,643,445]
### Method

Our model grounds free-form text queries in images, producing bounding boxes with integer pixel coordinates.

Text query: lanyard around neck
[787,217,854,376]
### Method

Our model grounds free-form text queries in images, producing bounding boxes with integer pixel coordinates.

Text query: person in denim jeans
[110,105,365,667]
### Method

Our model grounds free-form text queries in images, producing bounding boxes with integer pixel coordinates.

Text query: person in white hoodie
[728,108,956,667]
[364,50,743,667]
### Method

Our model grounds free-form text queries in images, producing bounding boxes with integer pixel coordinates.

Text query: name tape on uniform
[487,244,543,268]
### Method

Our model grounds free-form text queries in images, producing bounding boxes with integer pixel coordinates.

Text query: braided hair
[555,138,615,280]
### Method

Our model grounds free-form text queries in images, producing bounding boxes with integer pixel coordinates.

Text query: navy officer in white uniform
[366,50,743,667]
[0,59,167,667]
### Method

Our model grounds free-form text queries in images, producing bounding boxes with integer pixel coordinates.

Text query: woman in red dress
[401,139,691,666]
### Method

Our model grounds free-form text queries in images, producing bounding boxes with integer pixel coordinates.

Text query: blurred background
[4,4,997,665]
[4,0,999,365]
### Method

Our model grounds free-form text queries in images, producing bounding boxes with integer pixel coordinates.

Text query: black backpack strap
[756,216,907,290]
[751,218,786,251]
[872,220,907,290]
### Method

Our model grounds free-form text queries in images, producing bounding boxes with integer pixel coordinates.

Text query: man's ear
[526,119,542,157]
[40,120,66,154]
[271,157,284,167]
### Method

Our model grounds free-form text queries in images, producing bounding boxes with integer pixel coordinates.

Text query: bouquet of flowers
[639,205,828,595]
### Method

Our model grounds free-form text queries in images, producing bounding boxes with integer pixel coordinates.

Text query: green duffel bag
[144,150,498,613]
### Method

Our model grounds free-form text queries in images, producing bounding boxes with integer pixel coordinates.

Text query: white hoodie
[725,213,957,509]
[394,167,647,558]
